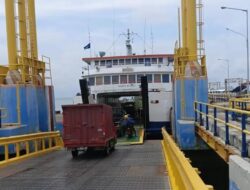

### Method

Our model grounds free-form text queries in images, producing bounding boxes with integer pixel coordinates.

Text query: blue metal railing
[194,101,250,157]
[229,98,250,121]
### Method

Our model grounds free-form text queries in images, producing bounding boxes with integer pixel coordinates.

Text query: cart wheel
[71,149,78,158]
[110,140,116,151]
[87,147,94,153]
[111,144,115,151]
[104,144,111,156]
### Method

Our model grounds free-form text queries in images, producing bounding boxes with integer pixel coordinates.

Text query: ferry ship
[80,30,174,134]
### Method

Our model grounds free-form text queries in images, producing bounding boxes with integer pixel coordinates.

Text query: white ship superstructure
[81,29,174,133]
[82,54,174,101]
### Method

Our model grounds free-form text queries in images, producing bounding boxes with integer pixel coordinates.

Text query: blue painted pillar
[173,77,208,149]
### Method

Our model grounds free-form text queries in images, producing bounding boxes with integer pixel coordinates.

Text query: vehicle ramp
[0,140,169,190]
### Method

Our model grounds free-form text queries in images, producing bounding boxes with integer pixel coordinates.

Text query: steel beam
[195,123,235,162]
[18,0,29,82]
[186,0,198,60]
[27,0,38,59]
[181,0,187,48]
[5,0,17,70]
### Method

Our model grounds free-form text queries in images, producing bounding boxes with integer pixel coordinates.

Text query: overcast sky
[0,0,250,97]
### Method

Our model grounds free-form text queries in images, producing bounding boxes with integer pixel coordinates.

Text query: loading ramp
[0,140,169,190]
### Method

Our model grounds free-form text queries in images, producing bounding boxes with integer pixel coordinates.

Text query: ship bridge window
[96,76,103,85]
[152,58,157,64]
[154,74,161,83]
[120,75,128,84]
[162,74,169,83]
[158,58,163,64]
[168,57,174,63]
[112,75,119,84]
[128,75,136,83]
[119,59,125,65]
[113,60,118,65]
[132,59,137,64]
[100,60,106,66]
[104,76,111,84]
[125,59,131,65]
[89,77,95,86]
[95,61,99,66]
[106,60,112,68]
[139,58,144,64]
[137,74,143,83]
[163,58,168,64]
[146,74,152,83]
[145,58,151,66]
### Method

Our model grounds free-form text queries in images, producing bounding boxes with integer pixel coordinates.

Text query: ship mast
[126,29,132,56]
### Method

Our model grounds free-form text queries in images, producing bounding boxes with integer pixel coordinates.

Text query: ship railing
[161,128,214,190]
[208,92,235,103]
[194,101,250,158]
[42,55,53,86]
[0,131,63,167]
[229,97,250,111]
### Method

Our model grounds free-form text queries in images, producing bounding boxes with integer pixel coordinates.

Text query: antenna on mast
[120,29,136,56]
[88,25,92,58]
[112,0,116,56]
[143,18,147,54]
[126,29,132,55]
[150,27,154,54]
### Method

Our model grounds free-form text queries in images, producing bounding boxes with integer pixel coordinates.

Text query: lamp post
[221,6,249,93]
[226,27,246,38]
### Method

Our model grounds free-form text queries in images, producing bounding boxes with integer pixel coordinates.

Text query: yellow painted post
[186,0,198,61]
[49,138,52,148]
[5,0,17,70]
[16,84,21,126]
[181,0,187,49]
[27,0,45,85]
[42,139,45,150]
[25,141,30,154]
[34,140,38,152]
[16,143,20,157]
[18,0,29,82]
[4,144,9,160]
[27,0,38,59]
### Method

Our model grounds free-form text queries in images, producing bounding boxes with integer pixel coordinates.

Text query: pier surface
[0,140,169,190]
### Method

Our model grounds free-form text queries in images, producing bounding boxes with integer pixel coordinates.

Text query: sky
[0,0,250,98]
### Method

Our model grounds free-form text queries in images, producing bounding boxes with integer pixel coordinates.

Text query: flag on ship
[84,43,91,50]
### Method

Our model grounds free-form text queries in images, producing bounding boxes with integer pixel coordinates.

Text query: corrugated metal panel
[63,104,116,148]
